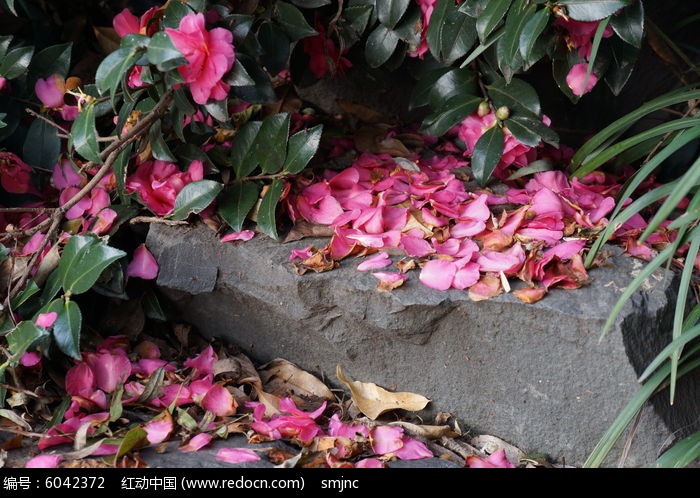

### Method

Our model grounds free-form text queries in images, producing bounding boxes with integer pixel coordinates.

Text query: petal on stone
[419,259,456,291]
[216,448,261,464]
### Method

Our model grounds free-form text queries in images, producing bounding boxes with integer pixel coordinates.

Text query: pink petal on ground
[21,232,46,255]
[543,239,586,261]
[395,437,433,460]
[126,244,159,280]
[466,449,515,468]
[25,454,62,468]
[328,413,370,439]
[468,275,502,302]
[20,351,42,367]
[419,259,456,291]
[530,188,564,217]
[35,312,58,328]
[131,358,173,376]
[216,448,261,464]
[372,272,409,289]
[357,252,392,271]
[451,220,486,238]
[566,63,599,96]
[400,234,434,257]
[144,417,173,445]
[221,230,255,242]
[91,443,120,456]
[452,262,481,290]
[87,352,132,393]
[289,245,314,261]
[88,389,108,410]
[65,362,96,397]
[184,345,217,378]
[513,287,548,304]
[181,433,214,452]
[476,245,525,274]
[154,384,192,408]
[459,194,490,221]
[517,227,564,246]
[201,384,236,416]
[371,425,404,455]
[278,398,326,419]
[355,458,384,468]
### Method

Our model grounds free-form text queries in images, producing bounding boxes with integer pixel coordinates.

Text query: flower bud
[477,101,490,117]
[495,106,510,120]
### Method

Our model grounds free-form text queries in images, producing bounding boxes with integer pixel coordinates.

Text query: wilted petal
[201,384,236,417]
[289,245,314,261]
[21,232,46,256]
[144,415,173,445]
[357,252,391,271]
[35,312,58,328]
[184,345,217,378]
[400,234,434,257]
[65,362,96,397]
[131,358,173,376]
[395,437,432,460]
[221,230,255,243]
[543,239,586,261]
[126,244,159,280]
[25,454,62,468]
[419,259,456,291]
[372,272,408,292]
[513,287,547,304]
[355,458,384,468]
[371,425,404,455]
[468,275,502,301]
[466,449,515,468]
[180,433,213,452]
[328,413,370,439]
[216,448,261,464]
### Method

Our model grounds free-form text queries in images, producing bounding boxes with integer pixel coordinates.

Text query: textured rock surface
[147,222,698,467]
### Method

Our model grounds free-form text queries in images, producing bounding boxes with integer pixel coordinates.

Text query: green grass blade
[683,303,700,330]
[459,29,506,68]
[568,87,700,172]
[656,431,700,468]
[638,324,700,382]
[582,17,609,95]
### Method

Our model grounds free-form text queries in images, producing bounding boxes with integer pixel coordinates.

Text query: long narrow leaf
[656,431,700,468]
[582,17,610,95]
[638,324,700,383]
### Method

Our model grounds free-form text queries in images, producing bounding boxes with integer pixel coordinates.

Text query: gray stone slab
[147,222,700,467]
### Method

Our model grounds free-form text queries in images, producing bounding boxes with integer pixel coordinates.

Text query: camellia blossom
[52,158,84,189]
[35,74,65,108]
[165,13,235,105]
[0,151,33,194]
[216,448,261,464]
[466,449,515,468]
[126,244,159,280]
[112,7,158,37]
[410,0,438,58]
[566,63,599,96]
[126,159,204,216]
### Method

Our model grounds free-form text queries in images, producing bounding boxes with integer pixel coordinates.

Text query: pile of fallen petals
[18,336,515,469]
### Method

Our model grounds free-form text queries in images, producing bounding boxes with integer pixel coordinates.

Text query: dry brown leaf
[375,276,407,292]
[389,421,458,440]
[292,251,338,275]
[34,244,60,286]
[264,447,297,465]
[259,358,334,401]
[513,287,547,304]
[469,434,525,464]
[283,221,335,243]
[62,458,111,468]
[396,259,417,273]
[354,124,411,157]
[404,210,435,236]
[254,389,282,418]
[173,323,191,348]
[336,99,387,123]
[0,435,23,451]
[336,365,430,420]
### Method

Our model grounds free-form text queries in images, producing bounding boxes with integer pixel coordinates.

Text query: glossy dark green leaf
[231,120,262,178]
[476,0,513,42]
[226,58,255,86]
[487,77,541,116]
[114,427,147,462]
[70,105,102,164]
[147,32,187,71]
[427,1,477,64]
[0,0,16,16]
[0,244,9,262]
[170,180,224,220]
[275,2,317,41]
[0,45,34,79]
[497,0,535,71]
[6,321,47,357]
[163,0,190,29]
[459,0,489,17]
[291,0,331,7]
[224,14,254,45]
[23,118,60,169]
[343,5,374,41]
[377,0,410,28]
[149,120,176,162]
[0,36,11,59]
[471,125,505,186]
[137,366,166,403]
[259,23,291,74]
[409,68,450,109]
[254,113,290,174]
[421,94,482,136]
[28,43,72,81]
[46,298,82,359]
[219,182,260,232]
[610,0,643,47]
[558,0,627,22]
[231,54,277,104]
[283,125,322,174]
[143,288,166,322]
[429,68,477,109]
[506,115,558,147]
[120,34,150,49]
[519,8,550,60]
[58,235,126,295]
[38,269,61,309]
[257,179,285,240]
[604,37,639,95]
[204,99,229,123]
[365,24,400,68]
[109,384,124,422]
[95,48,138,99]
[11,281,39,309]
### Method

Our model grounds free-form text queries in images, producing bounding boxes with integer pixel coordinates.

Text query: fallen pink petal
[180,433,214,452]
[25,454,62,468]
[221,230,255,243]
[395,437,433,460]
[355,458,384,468]
[144,416,174,445]
[466,449,515,469]
[200,383,236,417]
[357,252,392,271]
[126,244,159,280]
[215,448,261,464]
[371,425,404,455]
[20,351,42,367]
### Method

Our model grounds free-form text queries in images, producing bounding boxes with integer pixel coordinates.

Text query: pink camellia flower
[0,151,33,194]
[216,448,261,464]
[126,244,159,280]
[35,74,65,108]
[357,252,392,271]
[466,449,515,468]
[112,7,159,38]
[221,230,255,243]
[180,433,214,452]
[165,13,235,105]
[20,351,42,367]
[35,312,58,328]
[554,18,613,59]
[566,63,599,96]
[126,160,204,216]
[0,76,6,91]
[25,454,62,468]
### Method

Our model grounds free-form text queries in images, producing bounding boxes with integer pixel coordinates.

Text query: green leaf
[147,32,187,71]
[120,34,150,49]
[70,105,102,164]
[283,124,322,174]
[0,244,9,262]
[376,0,410,29]
[109,384,124,422]
[420,94,482,136]
[0,45,34,79]
[291,0,331,7]
[476,0,513,42]
[254,113,291,174]
[656,431,700,468]
[259,23,291,75]
[0,36,11,59]
[459,28,506,68]
[219,182,260,232]
[486,77,541,116]
[459,0,489,17]
[46,298,82,359]
[114,427,147,463]
[519,8,550,60]
[257,179,285,240]
[498,0,536,71]
[113,144,133,205]
[226,58,255,87]
[426,1,477,64]
[231,54,277,104]
[23,118,60,169]
[58,235,127,296]
[275,2,318,41]
[506,159,553,180]
[558,0,628,22]
[143,289,167,322]
[0,0,16,16]
[28,43,72,81]
[95,48,138,99]
[38,269,62,309]
[604,37,639,95]
[7,321,47,357]
[365,24,400,68]
[149,120,176,162]
[163,0,191,29]
[231,120,262,178]
[580,16,610,99]
[471,125,504,186]
[204,99,229,122]
[610,0,643,47]
[343,5,374,41]
[224,14,255,45]
[410,68,450,109]
[11,280,39,309]
[170,180,224,220]
[136,366,166,403]
[507,115,559,147]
